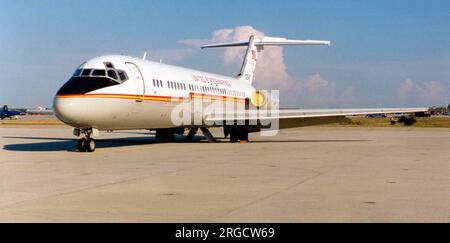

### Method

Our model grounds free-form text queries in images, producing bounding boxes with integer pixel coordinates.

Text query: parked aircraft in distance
[53,35,428,152]
[0,105,23,120]
[26,106,55,115]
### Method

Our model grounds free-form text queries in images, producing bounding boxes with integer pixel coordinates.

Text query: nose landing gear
[75,128,96,152]
[77,137,96,152]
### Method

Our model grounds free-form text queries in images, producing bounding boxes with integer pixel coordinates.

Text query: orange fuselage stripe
[57,93,246,103]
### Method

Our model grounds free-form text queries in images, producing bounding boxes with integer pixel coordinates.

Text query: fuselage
[54,55,256,130]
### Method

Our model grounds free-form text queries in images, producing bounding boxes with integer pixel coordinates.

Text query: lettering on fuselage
[192,75,232,88]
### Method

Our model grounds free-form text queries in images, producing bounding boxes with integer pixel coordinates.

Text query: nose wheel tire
[86,138,96,152]
[77,138,96,152]
[77,139,86,152]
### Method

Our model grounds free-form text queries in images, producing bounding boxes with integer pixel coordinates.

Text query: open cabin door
[125,62,145,102]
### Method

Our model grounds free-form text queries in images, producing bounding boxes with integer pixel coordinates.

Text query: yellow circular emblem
[251,90,266,108]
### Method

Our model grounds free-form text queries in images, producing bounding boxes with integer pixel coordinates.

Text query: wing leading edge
[205,108,428,129]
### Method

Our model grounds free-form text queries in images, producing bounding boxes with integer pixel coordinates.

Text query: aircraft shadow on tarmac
[2,135,370,152]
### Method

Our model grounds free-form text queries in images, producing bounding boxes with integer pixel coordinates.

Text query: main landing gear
[185,127,199,141]
[224,125,249,143]
[75,128,96,152]
[171,126,249,143]
[155,129,176,142]
[193,126,249,143]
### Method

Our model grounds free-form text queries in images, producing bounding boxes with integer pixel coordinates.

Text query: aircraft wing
[205,107,429,129]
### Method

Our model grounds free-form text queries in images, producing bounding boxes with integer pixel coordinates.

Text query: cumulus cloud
[398,79,415,104]
[182,26,289,89]
[300,74,336,105]
[180,25,345,107]
[398,79,448,106]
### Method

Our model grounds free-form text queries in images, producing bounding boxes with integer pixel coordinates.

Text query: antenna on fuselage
[142,52,147,61]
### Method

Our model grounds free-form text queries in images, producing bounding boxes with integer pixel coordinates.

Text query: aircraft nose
[53,96,89,127]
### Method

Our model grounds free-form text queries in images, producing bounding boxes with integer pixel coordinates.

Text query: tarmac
[0,124,449,222]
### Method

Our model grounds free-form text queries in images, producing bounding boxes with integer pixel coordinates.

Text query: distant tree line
[429,105,450,115]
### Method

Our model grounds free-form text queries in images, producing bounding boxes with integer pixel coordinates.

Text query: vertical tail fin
[202,35,330,84]
[236,35,259,83]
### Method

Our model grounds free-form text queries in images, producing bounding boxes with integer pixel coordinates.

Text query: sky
[0,0,449,108]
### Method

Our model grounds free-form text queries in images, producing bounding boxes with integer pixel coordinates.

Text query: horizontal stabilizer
[257,37,331,46]
[201,35,330,84]
[201,37,330,49]
[201,41,249,49]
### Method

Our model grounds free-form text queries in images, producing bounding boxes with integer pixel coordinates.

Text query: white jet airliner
[53,35,427,152]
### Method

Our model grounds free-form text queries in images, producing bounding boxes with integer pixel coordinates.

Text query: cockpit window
[73,69,82,77]
[57,77,120,95]
[100,62,128,83]
[92,69,106,76]
[107,70,118,80]
[59,61,133,95]
[81,69,92,76]
[104,62,115,69]
[117,70,128,82]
